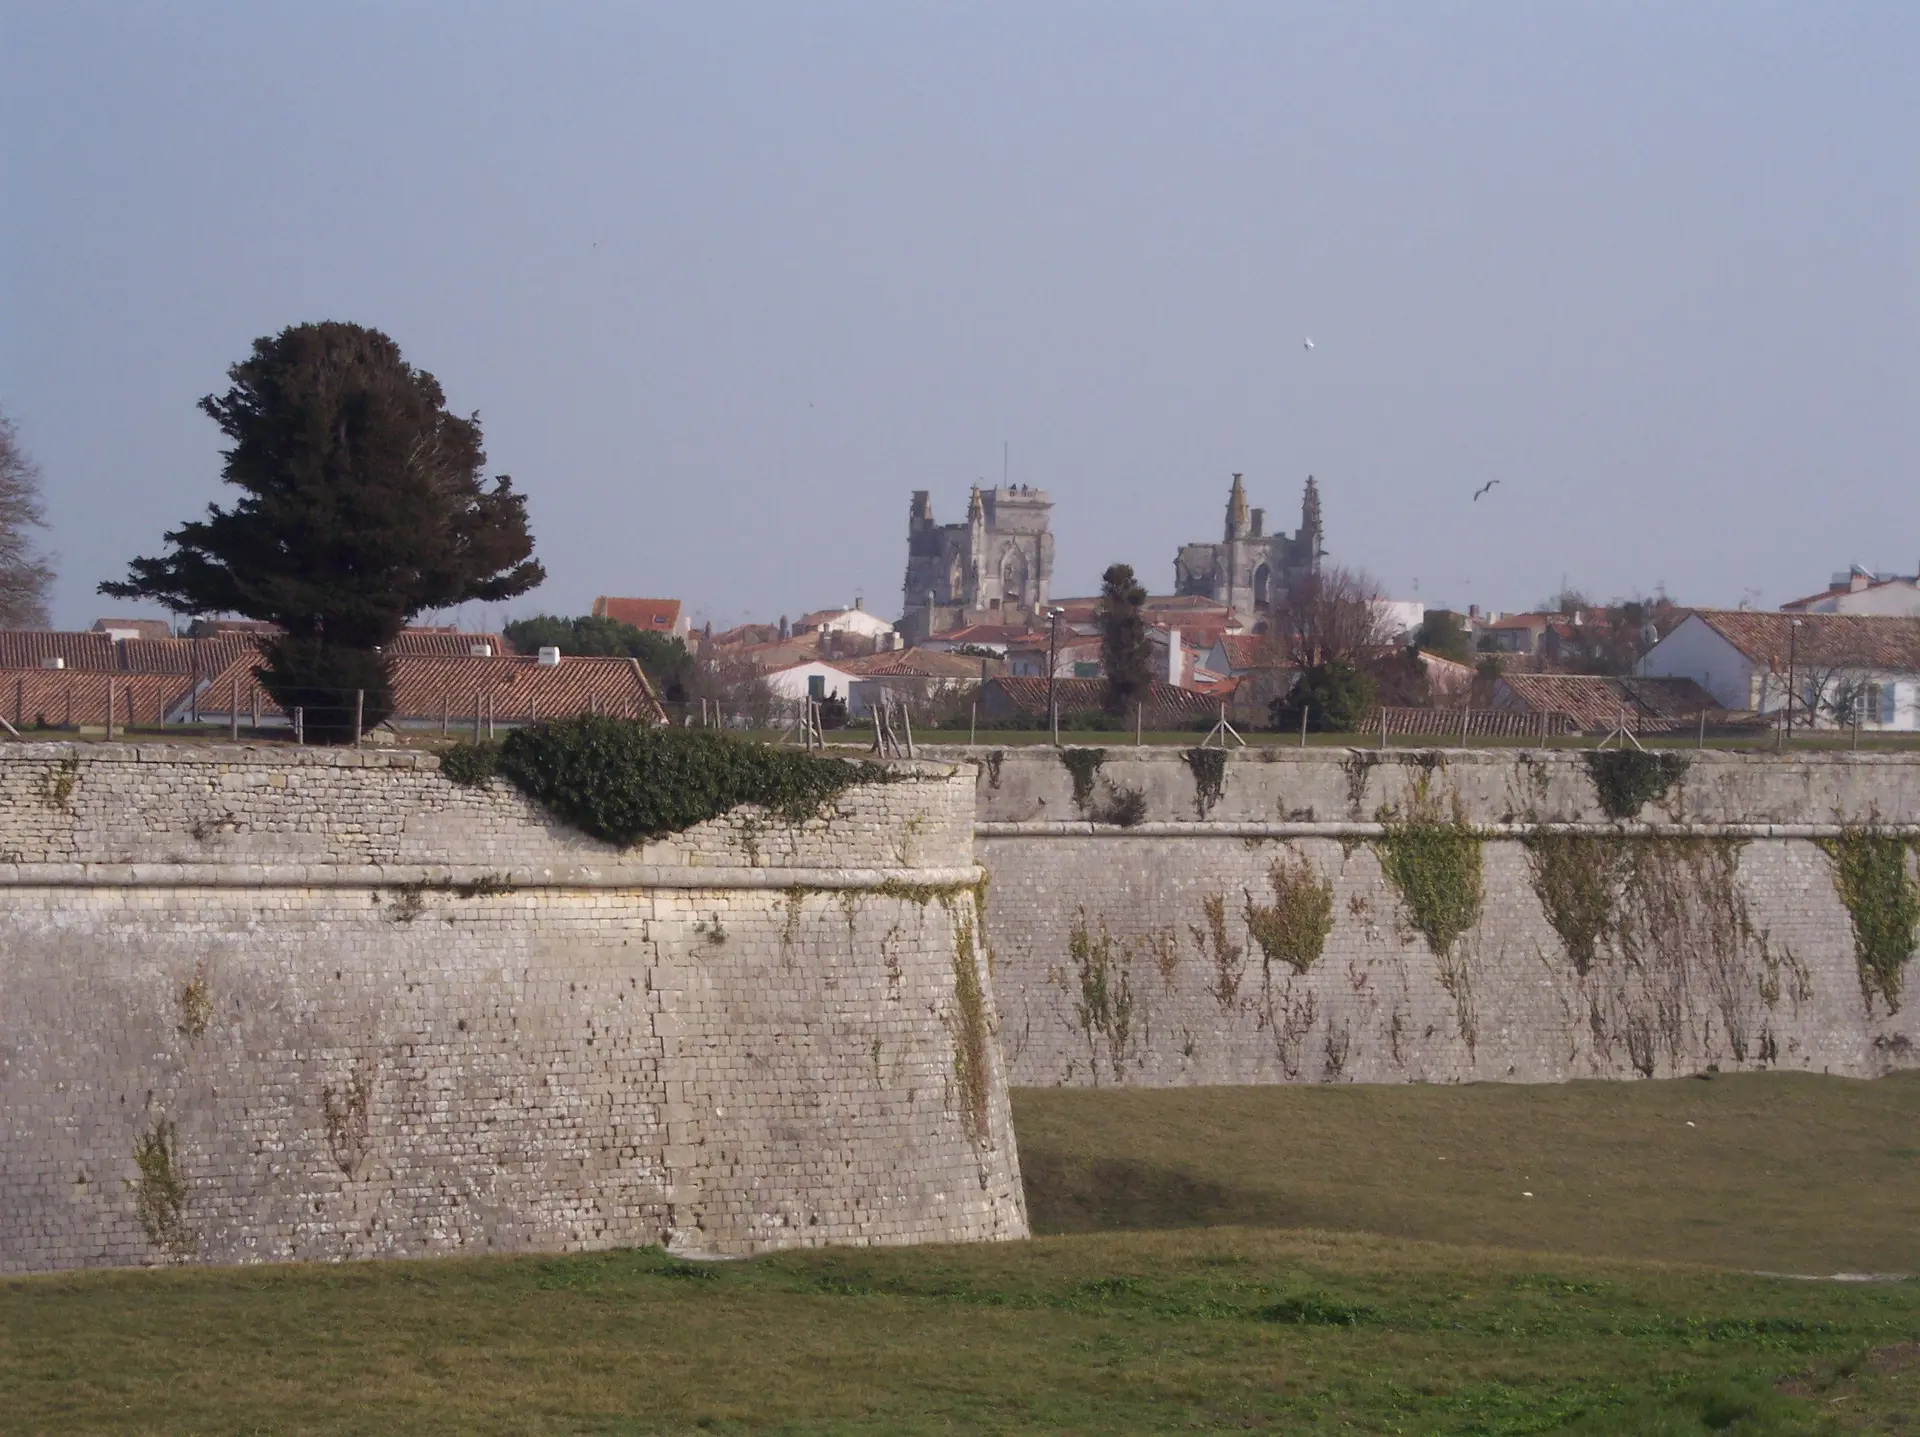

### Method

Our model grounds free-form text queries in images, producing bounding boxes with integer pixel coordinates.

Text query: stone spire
[1224,473,1249,542]
[1301,475,1322,543]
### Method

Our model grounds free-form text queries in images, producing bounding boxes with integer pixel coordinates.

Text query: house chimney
[1166,627,1182,685]
[469,643,493,658]
[853,596,864,611]
[41,656,65,670]
[1249,509,1265,538]
[537,647,562,666]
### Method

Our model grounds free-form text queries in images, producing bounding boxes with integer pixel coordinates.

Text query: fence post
[474,692,483,743]
[1379,706,1387,751]
[251,686,259,730]
[1698,707,1706,749]
[1135,702,1142,747]
[354,690,364,747]
[294,706,304,745]
[969,701,976,747]
[14,676,21,731]
[1299,704,1308,748]
[1460,707,1470,748]
[441,697,449,736]
[230,677,240,742]
[106,678,115,740]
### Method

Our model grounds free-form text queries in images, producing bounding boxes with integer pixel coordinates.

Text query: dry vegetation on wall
[436,718,892,844]
[1524,834,1780,1074]
[1371,800,1484,959]
[1817,828,1920,1013]
[1067,909,1135,1084]
[947,907,994,1147]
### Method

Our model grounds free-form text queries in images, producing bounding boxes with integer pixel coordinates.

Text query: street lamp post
[1786,618,1802,739]
[1046,607,1061,746]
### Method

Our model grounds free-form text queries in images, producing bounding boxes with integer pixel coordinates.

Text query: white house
[1638,610,1920,730]
[761,660,862,710]
[1781,565,1920,617]
[793,600,897,641]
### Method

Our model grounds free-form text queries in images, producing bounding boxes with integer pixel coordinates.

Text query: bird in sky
[1473,478,1500,502]
[1303,337,1315,351]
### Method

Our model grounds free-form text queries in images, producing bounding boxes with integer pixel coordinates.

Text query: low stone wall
[0,744,1026,1273]
[941,746,1920,1087]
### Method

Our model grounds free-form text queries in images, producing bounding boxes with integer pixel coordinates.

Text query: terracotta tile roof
[708,622,782,648]
[385,630,508,658]
[194,653,664,724]
[1211,634,1289,671]
[1687,609,1920,672]
[0,669,197,729]
[0,631,116,670]
[91,618,174,641]
[592,596,682,631]
[115,635,265,675]
[979,676,1219,722]
[844,649,999,680]
[1495,673,1718,731]
[932,623,1040,646]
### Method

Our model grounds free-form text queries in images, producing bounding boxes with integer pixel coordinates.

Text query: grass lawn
[2,1074,1915,1434]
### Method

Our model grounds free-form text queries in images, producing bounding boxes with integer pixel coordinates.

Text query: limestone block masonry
[0,744,1026,1273]
[940,746,1920,1088]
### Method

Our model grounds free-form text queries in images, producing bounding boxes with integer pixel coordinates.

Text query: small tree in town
[1099,562,1151,717]
[0,406,55,629]
[1270,657,1378,733]
[101,323,544,742]
[504,614,693,700]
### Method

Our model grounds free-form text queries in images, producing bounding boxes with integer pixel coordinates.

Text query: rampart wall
[948,746,1920,1088]
[0,744,1025,1273]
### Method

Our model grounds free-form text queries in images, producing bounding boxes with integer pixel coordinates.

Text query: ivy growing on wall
[435,718,893,846]
[1584,751,1689,821]
[1372,803,1484,958]
[1817,829,1920,1014]
[1184,747,1228,819]
[1060,748,1107,810]
[1524,833,1631,976]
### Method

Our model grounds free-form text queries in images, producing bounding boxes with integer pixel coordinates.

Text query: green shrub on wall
[438,718,892,846]
[1243,851,1335,976]
[1584,751,1689,821]
[1373,807,1483,957]
[1818,830,1920,1014]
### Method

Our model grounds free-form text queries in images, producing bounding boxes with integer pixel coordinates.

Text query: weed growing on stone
[1242,850,1334,977]
[436,741,500,787]
[35,753,80,811]
[176,962,212,1042]
[1190,894,1246,1010]
[949,912,993,1146]
[127,1120,192,1258]
[1068,909,1134,1084]
[1818,828,1920,1014]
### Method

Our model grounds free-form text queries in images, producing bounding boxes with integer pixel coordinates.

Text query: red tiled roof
[0,669,197,729]
[932,623,1040,645]
[844,649,999,680]
[194,653,665,724]
[0,631,116,670]
[708,622,782,648]
[980,676,1220,722]
[593,596,682,631]
[116,635,265,675]
[385,630,508,658]
[1688,610,1920,672]
[1495,673,1718,730]
[91,618,173,641]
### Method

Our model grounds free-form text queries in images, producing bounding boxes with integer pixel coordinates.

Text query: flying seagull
[1473,478,1500,502]
[1303,337,1315,351]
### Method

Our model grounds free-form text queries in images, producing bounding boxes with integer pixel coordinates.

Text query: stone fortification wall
[0,744,1024,1274]
[943,745,1920,1088]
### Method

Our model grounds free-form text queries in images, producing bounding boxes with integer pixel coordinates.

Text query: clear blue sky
[3,2,1914,632]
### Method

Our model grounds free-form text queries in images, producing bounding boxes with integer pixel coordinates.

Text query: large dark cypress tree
[1098,562,1152,717]
[100,322,544,742]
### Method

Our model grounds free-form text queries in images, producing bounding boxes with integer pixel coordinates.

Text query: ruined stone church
[900,485,1054,640]
[1174,474,1323,622]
